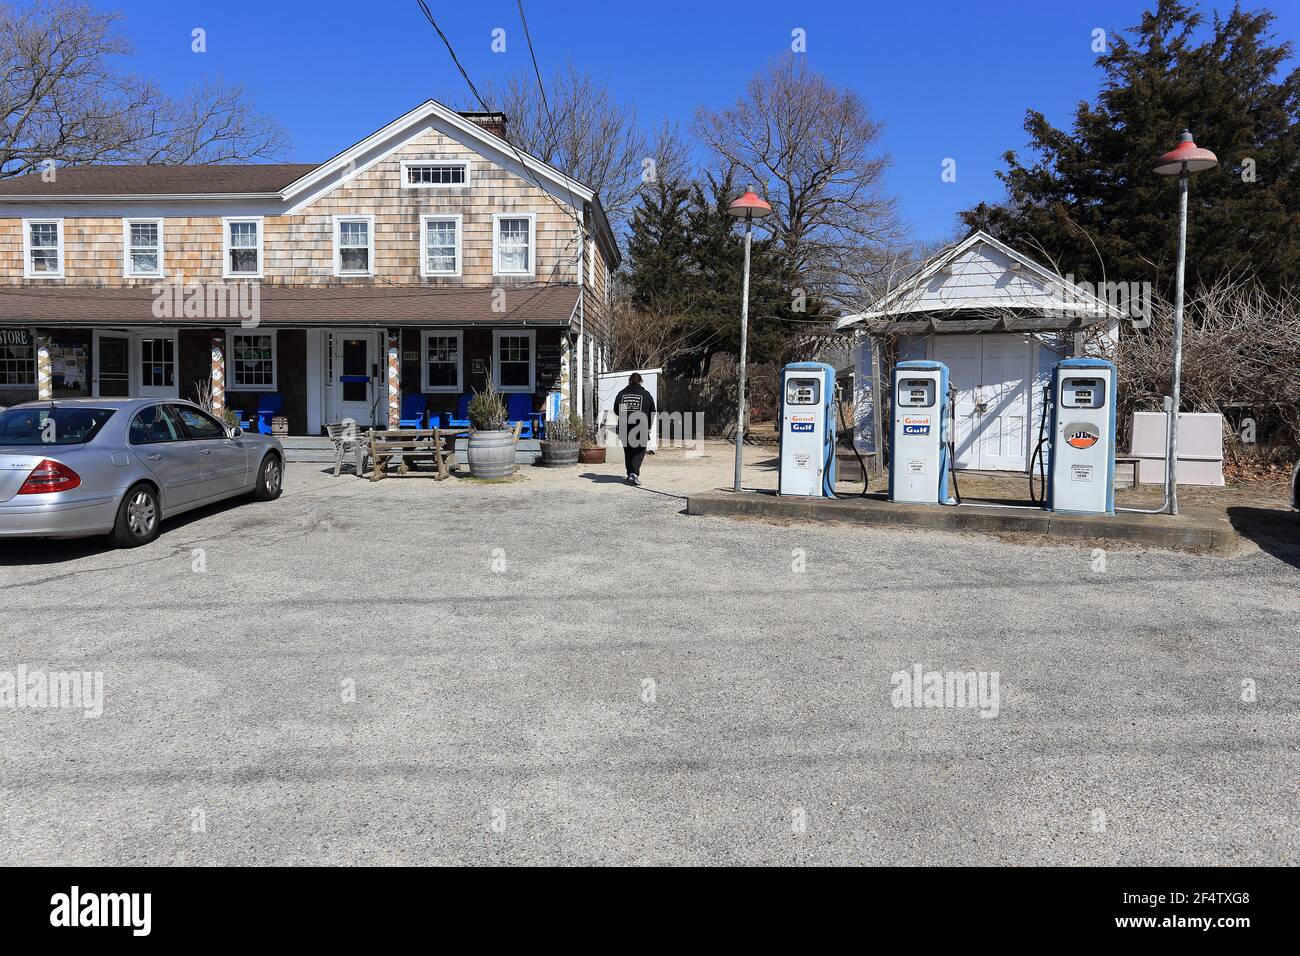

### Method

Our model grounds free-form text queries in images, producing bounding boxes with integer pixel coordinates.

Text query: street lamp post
[726,186,773,492]
[1154,131,1217,516]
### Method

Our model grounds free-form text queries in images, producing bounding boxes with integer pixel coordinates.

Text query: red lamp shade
[1154,130,1218,175]
[727,187,773,219]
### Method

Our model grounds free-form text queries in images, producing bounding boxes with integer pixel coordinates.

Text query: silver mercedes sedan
[0,398,284,547]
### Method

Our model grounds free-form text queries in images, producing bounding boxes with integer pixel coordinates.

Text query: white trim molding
[22,218,64,279]
[122,216,165,278]
[332,214,376,277]
[419,329,464,393]
[492,328,536,394]
[222,216,264,279]
[493,212,536,278]
[224,327,278,391]
[420,214,462,278]
[400,158,472,189]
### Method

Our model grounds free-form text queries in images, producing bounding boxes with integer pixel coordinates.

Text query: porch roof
[0,284,579,327]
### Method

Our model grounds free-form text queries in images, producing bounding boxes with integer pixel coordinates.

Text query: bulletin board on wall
[537,343,562,390]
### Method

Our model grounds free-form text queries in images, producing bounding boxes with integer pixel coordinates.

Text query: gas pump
[1046,357,1117,515]
[778,362,837,497]
[888,360,956,505]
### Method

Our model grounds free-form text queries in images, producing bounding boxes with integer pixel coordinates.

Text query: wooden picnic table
[367,428,466,481]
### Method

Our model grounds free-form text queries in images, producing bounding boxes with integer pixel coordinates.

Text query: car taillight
[18,459,82,494]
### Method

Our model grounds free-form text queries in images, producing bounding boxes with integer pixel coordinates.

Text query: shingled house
[0,99,619,434]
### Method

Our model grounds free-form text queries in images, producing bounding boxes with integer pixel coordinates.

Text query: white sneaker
[630,474,642,486]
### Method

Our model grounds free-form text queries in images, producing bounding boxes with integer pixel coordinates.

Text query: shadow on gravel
[578,472,687,503]
[0,495,257,566]
[1227,506,1300,571]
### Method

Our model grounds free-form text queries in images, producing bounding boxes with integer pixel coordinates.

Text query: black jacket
[613,384,656,448]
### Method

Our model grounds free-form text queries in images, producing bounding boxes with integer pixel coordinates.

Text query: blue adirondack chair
[505,393,535,439]
[399,393,427,429]
[447,394,473,428]
[237,393,283,435]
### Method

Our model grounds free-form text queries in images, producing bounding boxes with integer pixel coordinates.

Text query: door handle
[200,448,213,455]
[145,453,162,461]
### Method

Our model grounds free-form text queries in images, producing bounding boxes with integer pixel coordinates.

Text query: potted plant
[539,414,582,467]
[577,417,606,464]
[466,383,516,479]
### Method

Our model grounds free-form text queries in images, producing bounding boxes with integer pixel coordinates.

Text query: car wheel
[111,483,161,548]
[254,453,283,501]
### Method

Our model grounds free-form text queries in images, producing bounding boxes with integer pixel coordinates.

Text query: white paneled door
[931,334,1031,472]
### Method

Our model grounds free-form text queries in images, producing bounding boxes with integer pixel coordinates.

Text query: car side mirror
[227,425,243,439]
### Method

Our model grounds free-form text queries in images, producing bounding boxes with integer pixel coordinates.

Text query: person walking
[613,372,656,486]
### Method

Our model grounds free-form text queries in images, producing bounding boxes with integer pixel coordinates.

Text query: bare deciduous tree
[485,64,647,230]
[0,0,288,178]
[694,55,901,309]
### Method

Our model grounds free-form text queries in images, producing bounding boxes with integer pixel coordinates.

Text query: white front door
[136,331,178,398]
[931,334,1030,471]
[329,331,378,426]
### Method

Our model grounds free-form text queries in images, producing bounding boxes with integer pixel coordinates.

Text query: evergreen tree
[962,0,1300,292]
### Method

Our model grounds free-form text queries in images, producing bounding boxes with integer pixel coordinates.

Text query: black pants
[623,444,647,477]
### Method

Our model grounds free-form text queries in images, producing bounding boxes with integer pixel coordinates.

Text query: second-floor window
[23,219,63,278]
[494,215,534,277]
[224,218,262,277]
[124,218,163,277]
[334,216,374,276]
[421,216,460,277]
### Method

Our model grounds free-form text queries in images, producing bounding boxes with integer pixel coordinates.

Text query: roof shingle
[0,164,320,197]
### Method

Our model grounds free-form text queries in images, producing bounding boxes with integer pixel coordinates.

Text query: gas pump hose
[831,400,870,498]
[1028,385,1051,505]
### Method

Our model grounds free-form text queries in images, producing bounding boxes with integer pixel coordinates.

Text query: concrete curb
[686,490,1236,553]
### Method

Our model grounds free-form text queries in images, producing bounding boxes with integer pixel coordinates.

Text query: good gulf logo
[1064,423,1099,449]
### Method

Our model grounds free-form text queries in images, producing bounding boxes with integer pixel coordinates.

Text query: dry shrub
[1115,279,1300,463]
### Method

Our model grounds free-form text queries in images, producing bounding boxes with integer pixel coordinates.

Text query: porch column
[386,330,400,429]
[210,336,225,418]
[559,334,572,417]
[35,335,52,401]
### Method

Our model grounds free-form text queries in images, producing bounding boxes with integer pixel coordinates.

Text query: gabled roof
[837,230,1127,331]
[0,164,318,197]
[0,98,620,263]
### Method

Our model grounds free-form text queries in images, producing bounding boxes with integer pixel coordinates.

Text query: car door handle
[200,448,213,455]
[145,453,162,461]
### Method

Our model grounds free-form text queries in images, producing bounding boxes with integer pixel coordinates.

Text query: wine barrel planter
[467,429,516,478]
[578,446,606,464]
[539,440,579,467]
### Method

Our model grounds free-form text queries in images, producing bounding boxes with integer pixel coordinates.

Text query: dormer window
[401,160,470,188]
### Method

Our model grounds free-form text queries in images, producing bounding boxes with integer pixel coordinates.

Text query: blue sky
[102,0,1297,244]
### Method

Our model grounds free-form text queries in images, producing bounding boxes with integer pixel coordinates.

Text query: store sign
[0,328,33,347]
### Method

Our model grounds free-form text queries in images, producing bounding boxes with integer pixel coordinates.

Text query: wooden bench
[367,428,461,481]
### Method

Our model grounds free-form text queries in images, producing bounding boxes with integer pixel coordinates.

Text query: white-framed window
[225,329,276,390]
[493,214,535,277]
[23,218,63,278]
[420,330,463,393]
[492,329,535,393]
[333,215,375,277]
[0,329,35,388]
[123,218,164,277]
[223,217,263,278]
[401,159,471,188]
[420,215,461,277]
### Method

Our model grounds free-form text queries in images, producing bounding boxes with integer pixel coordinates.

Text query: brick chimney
[459,111,508,138]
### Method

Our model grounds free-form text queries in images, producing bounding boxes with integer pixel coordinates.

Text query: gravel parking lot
[1,441,1296,865]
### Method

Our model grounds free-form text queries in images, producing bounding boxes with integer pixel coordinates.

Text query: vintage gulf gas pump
[888,360,955,505]
[778,362,837,497]
[1046,357,1117,515]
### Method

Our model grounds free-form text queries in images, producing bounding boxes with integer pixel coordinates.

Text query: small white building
[838,230,1128,473]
